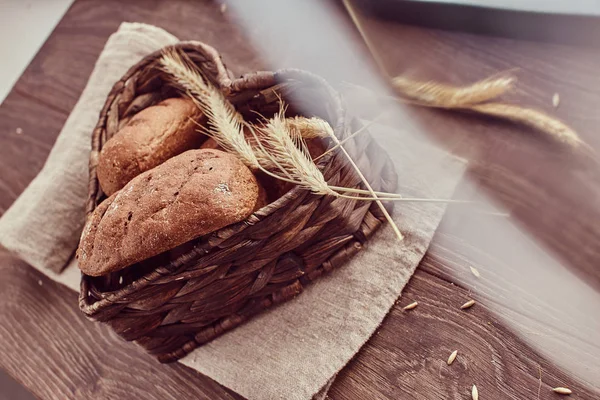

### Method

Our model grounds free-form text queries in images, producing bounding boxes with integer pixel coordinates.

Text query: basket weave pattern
[79,41,398,363]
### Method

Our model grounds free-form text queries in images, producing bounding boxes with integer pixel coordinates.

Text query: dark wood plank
[352,9,600,338]
[330,269,599,399]
[352,18,600,288]
[1,0,599,399]
[0,248,241,400]
[0,98,64,214]
[325,7,600,398]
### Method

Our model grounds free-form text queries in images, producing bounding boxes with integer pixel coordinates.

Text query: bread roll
[78,149,261,276]
[97,97,204,195]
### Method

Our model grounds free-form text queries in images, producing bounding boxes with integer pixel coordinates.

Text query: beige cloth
[0,23,465,400]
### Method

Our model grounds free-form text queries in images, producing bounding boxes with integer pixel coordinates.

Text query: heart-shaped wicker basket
[79,41,398,363]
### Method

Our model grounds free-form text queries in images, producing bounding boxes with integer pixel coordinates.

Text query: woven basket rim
[79,42,347,314]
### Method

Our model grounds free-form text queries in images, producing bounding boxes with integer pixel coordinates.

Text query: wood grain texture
[1,0,599,399]
[357,20,600,289]
[0,248,241,400]
[329,270,599,400]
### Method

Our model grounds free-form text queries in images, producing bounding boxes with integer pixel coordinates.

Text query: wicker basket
[79,41,398,363]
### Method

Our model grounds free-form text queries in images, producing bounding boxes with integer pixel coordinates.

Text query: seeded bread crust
[78,149,261,277]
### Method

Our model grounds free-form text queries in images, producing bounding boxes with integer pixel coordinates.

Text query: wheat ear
[285,116,332,138]
[161,49,463,205]
[392,74,516,107]
[293,115,404,240]
[467,103,582,148]
[256,107,336,195]
[391,76,586,151]
[313,111,389,162]
[160,49,260,169]
[258,108,465,203]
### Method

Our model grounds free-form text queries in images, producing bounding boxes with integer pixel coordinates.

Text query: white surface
[0,0,74,104]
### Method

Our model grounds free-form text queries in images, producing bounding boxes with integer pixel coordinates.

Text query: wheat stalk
[257,108,336,195]
[467,103,582,148]
[250,98,402,199]
[313,111,388,162]
[160,49,463,208]
[342,0,587,153]
[392,76,587,152]
[349,75,587,152]
[290,113,404,240]
[393,74,516,107]
[257,107,460,202]
[160,49,260,169]
[285,116,332,138]
[284,114,381,164]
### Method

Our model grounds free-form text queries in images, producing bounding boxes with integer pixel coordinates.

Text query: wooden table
[1,1,598,399]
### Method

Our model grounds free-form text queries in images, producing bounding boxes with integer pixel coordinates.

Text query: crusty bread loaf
[97,97,204,195]
[78,149,261,277]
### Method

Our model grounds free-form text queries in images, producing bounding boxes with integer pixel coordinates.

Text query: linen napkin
[0,22,465,400]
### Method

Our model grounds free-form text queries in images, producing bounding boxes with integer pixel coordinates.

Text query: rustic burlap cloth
[0,23,465,400]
